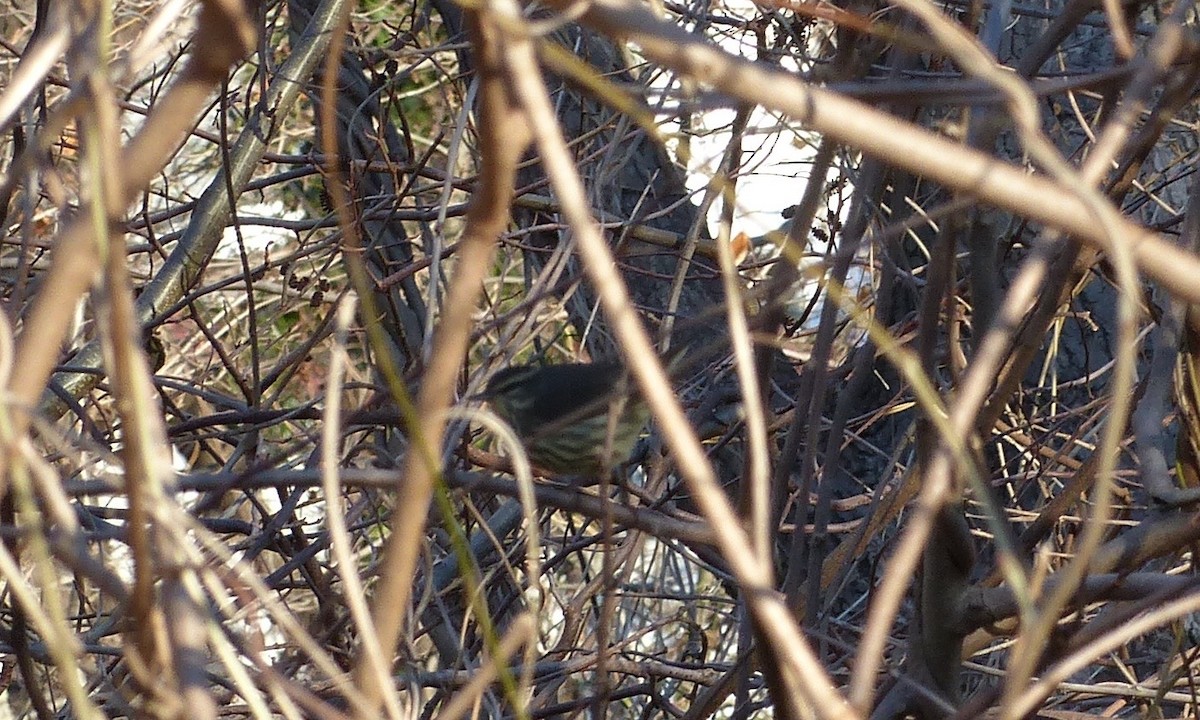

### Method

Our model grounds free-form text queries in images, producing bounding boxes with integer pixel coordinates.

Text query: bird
[482,361,650,477]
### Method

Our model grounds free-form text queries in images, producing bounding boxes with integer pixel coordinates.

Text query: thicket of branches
[1,0,1199,717]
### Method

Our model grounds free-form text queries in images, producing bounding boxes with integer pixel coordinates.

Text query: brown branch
[549,0,1200,305]
[0,0,256,495]
[352,6,535,716]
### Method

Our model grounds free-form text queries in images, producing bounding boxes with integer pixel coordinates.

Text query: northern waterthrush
[483,362,650,476]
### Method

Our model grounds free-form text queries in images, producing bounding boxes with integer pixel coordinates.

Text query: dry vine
[0,0,1198,718]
